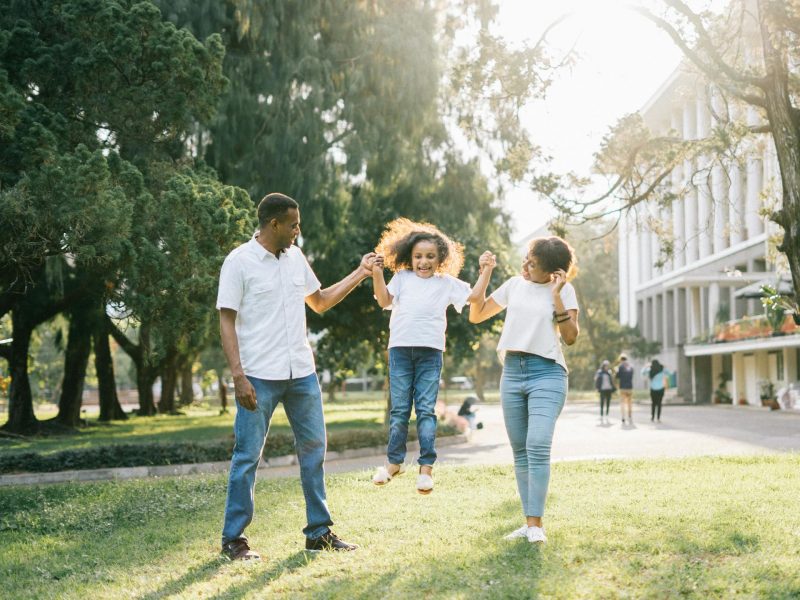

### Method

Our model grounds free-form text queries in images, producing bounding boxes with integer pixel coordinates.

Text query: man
[217,192,374,560]
[594,360,614,422]
[616,354,635,424]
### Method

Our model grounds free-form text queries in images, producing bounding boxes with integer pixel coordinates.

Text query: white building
[618,65,800,406]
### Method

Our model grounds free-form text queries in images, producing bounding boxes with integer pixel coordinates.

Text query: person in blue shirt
[642,359,670,422]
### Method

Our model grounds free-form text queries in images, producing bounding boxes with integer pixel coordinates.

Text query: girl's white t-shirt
[386,270,472,351]
[490,276,579,371]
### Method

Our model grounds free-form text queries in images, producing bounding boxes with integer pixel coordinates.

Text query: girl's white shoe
[416,473,434,495]
[372,464,405,486]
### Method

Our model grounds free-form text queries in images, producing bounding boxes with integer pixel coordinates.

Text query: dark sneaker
[222,538,261,561]
[305,531,358,552]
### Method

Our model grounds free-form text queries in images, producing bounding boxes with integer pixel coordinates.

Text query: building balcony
[685,314,800,357]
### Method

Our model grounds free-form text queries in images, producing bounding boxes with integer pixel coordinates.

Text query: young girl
[370,218,494,494]
[469,236,579,543]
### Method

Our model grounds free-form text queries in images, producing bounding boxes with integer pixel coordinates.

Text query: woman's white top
[490,276,579,371]
[385,270,471,351]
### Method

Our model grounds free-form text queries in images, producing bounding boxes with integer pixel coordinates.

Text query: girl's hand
[551,269,567,293]
[372,254,385,274]
[478,251,496,273]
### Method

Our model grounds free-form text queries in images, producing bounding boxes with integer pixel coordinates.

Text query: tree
[0,0,242,432]
[540,1,800,313]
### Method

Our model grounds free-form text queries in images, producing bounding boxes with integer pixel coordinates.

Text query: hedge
[0,427,457,475]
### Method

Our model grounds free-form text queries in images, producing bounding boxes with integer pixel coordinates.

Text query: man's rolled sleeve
[216,257,243,311]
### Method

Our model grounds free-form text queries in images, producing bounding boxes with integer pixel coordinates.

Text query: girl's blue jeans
[500,352,568,518]
[387,346,443,466]
[221,373,333,544]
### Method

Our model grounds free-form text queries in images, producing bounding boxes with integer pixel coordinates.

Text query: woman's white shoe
[526,526,547,544]
[503,525,529,540]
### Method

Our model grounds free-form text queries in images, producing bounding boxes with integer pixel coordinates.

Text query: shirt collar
[248,233,281,261]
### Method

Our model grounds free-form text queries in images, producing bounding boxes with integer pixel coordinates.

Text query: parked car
[448,376,474,390]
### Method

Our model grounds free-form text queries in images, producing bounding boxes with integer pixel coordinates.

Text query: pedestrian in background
[616,355,634,424]
[594,360,615,423]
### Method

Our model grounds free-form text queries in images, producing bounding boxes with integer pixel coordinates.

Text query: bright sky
[496,0,684,239]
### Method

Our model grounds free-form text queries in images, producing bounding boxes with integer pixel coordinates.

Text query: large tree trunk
[158,348,178,414]
[109,320,158,415]
[178,359,194,406]
[218,372,228,414]
[54,308,92,427]
[758,9,800,309]
[2,311,38,435]
[95,321,127,422]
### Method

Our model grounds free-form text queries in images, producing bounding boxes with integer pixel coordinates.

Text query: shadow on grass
[207,551,317,600]
[138,558,225,600]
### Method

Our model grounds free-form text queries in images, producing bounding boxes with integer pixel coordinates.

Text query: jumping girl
[370,218,494,494]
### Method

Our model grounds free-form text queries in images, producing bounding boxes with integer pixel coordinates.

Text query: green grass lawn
[2,455,798,599]
[0,400,387,455]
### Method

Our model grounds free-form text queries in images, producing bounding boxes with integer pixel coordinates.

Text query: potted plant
[713,373,732,404]
[759,380,780,410]
[761,284,800,328]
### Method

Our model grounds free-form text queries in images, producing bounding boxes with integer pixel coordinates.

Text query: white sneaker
[503,525,529,540]
[416,473,434,494]
[526,526,547,544]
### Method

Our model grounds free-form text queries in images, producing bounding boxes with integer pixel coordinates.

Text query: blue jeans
[387,346,443,466]
[500,353,568,518]
[221,373,332,543]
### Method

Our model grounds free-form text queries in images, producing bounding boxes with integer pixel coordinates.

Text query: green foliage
[0,426,457,474]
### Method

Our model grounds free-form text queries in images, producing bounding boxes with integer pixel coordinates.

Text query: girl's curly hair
[375,218,464,277]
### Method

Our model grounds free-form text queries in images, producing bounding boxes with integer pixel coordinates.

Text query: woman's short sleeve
[489,278,514,308]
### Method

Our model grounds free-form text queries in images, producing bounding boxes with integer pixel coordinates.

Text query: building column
[708,282,720,332]
[745,106,764,238]
[729,162,745,246]
[683,100,699,263]
[671,110,685,268]
[696,90,712,258]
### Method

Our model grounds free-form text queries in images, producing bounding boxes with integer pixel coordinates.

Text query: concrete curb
[0,433,468,487]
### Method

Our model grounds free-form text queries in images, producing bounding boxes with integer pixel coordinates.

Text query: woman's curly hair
[375,218,464,277]
[528,236,578,280]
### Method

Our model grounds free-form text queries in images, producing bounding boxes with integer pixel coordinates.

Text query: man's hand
[233,373,257,411]
[359,252,378,278]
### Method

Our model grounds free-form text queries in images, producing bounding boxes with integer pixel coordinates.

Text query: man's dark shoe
[305,531,358,552]
[222,538,261,561]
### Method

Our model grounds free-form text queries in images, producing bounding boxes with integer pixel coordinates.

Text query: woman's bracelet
[556,315,571,323]
[553,310,568,319]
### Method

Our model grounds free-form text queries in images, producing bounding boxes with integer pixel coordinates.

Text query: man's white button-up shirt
[216,236,321,380]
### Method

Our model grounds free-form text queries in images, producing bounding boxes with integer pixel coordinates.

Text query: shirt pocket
[246,279,278,317]
[292,275,307,300]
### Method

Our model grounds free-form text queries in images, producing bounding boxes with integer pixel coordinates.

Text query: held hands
[359,252,378,279]
[372,253,385,275]
[233,373,257,411]
[478,251,496,273]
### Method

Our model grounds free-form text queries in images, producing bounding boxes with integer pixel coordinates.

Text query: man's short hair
[619,354,628,361]
[258,193,299,228]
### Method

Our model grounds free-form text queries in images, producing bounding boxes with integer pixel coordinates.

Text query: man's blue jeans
[500,353,567,518]
[387,346,443,466]
[221,373,332,544]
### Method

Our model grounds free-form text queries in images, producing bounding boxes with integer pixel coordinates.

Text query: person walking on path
[217,192,374,560]
[594,360,614,423]
[616,354,635,424]
[369,217,493,494]
[469,236,580,544]
[642,359,670,422]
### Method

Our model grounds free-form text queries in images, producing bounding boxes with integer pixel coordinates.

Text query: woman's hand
[478,251,496,273]
[551,268,567,293]
[372,253,385,275]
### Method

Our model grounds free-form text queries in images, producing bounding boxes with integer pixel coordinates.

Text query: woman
[644,359,670,422]
[470,236,579,544]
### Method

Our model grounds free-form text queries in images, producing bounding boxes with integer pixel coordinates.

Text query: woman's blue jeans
[387,346,443,466]
[500,353,568,518]
[221,373,333,544]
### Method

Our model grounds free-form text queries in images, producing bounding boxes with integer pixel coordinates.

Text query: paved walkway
[260,402,800,479]
[3,403,798,486]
